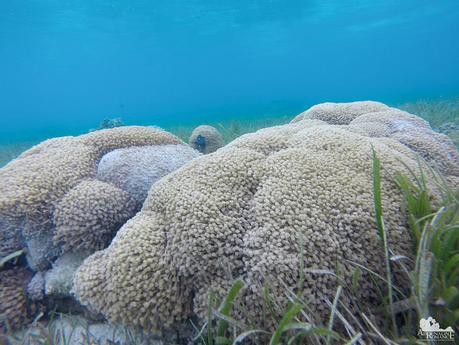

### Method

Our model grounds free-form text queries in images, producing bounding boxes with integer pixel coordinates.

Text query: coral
[291,100,389,124]
[27,272,45,301]
[73,102,458,331]
[293,104,459,177]
[0,267,34,332]
[53,180,139,252]
[45,252,91,297]
[23,216,61,271]
[349,109,459,176]
[350,108,430,128]
[0,216,24,261]
[0,126,182,260]
[81,126,181,156]
[189,125,224,154]
[96,145,200,203]
[390,128,458,176]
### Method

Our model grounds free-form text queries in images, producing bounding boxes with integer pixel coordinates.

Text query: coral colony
[1,102,458,343]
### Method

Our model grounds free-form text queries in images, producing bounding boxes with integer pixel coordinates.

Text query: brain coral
[53,180,139,252]
[291,100,390,124]
[350,109,459,176]
[73,102,458,331]
[26,272,45,301]
[189,125,225,154]
[0,267,35,332]
[0,126,182,259]
[96,145,200,203]
[45,252,90,297]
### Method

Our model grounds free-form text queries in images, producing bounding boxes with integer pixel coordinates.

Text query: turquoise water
[0,0,458,143]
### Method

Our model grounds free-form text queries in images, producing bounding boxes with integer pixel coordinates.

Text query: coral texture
[96,145,200,203]
[0,268,34,332]
[0,126,182,260]
[73,102,459,331]
[293,102,459,176]
[45,251,91,297]
[53,180,139,252]
[291,100,390,124]
[23,220,60,271]
[348,108,459,175]
[27,272,45,301]
[189,125,225,154]
[0,216,24,263]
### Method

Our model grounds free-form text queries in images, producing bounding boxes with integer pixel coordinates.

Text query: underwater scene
[0,1,458,344]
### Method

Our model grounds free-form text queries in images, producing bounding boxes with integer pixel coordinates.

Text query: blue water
[1,0,458,143]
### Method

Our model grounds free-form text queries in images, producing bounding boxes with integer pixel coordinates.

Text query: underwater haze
[0,0,459,143]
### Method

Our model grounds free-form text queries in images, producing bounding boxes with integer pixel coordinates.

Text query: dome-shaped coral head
[291,100,390,124]
[293,101,459,176]
[0,126,183,262]
[53,179,140,253]
[73,102,459,332]
[96,144,200,204]
[189,125,224,154]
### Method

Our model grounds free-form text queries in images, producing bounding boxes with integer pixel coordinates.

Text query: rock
[16,315,169,345]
